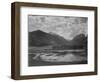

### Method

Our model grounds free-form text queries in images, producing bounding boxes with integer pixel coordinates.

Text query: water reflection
[28,51,87,66]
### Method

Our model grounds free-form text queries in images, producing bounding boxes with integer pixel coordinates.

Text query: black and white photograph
[28,15,88,66]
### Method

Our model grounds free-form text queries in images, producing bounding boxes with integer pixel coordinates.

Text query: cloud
[28,15,88,40]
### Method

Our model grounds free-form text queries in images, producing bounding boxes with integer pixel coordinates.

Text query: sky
[28,15,88,40]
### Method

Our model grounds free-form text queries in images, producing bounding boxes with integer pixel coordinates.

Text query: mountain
[28,30,69,47]
[29,30,87,49]
[72,34,87,46]
[69,34,87,49]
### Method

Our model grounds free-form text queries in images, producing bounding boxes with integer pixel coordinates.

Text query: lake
[28,50,87,66]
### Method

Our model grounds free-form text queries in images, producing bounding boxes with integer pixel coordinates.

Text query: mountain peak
[32,30,44,33]
[30,30,47,35]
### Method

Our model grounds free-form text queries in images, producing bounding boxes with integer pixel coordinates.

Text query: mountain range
[28,30,87,49]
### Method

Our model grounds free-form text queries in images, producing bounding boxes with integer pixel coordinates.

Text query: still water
[28,51,87,66]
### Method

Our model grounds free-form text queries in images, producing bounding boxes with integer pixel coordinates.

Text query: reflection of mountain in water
[29,30,87,49]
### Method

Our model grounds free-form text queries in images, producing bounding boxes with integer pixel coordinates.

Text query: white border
[20,7,95,75]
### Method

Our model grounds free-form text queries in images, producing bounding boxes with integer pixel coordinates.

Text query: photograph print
[28,15,88,66]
